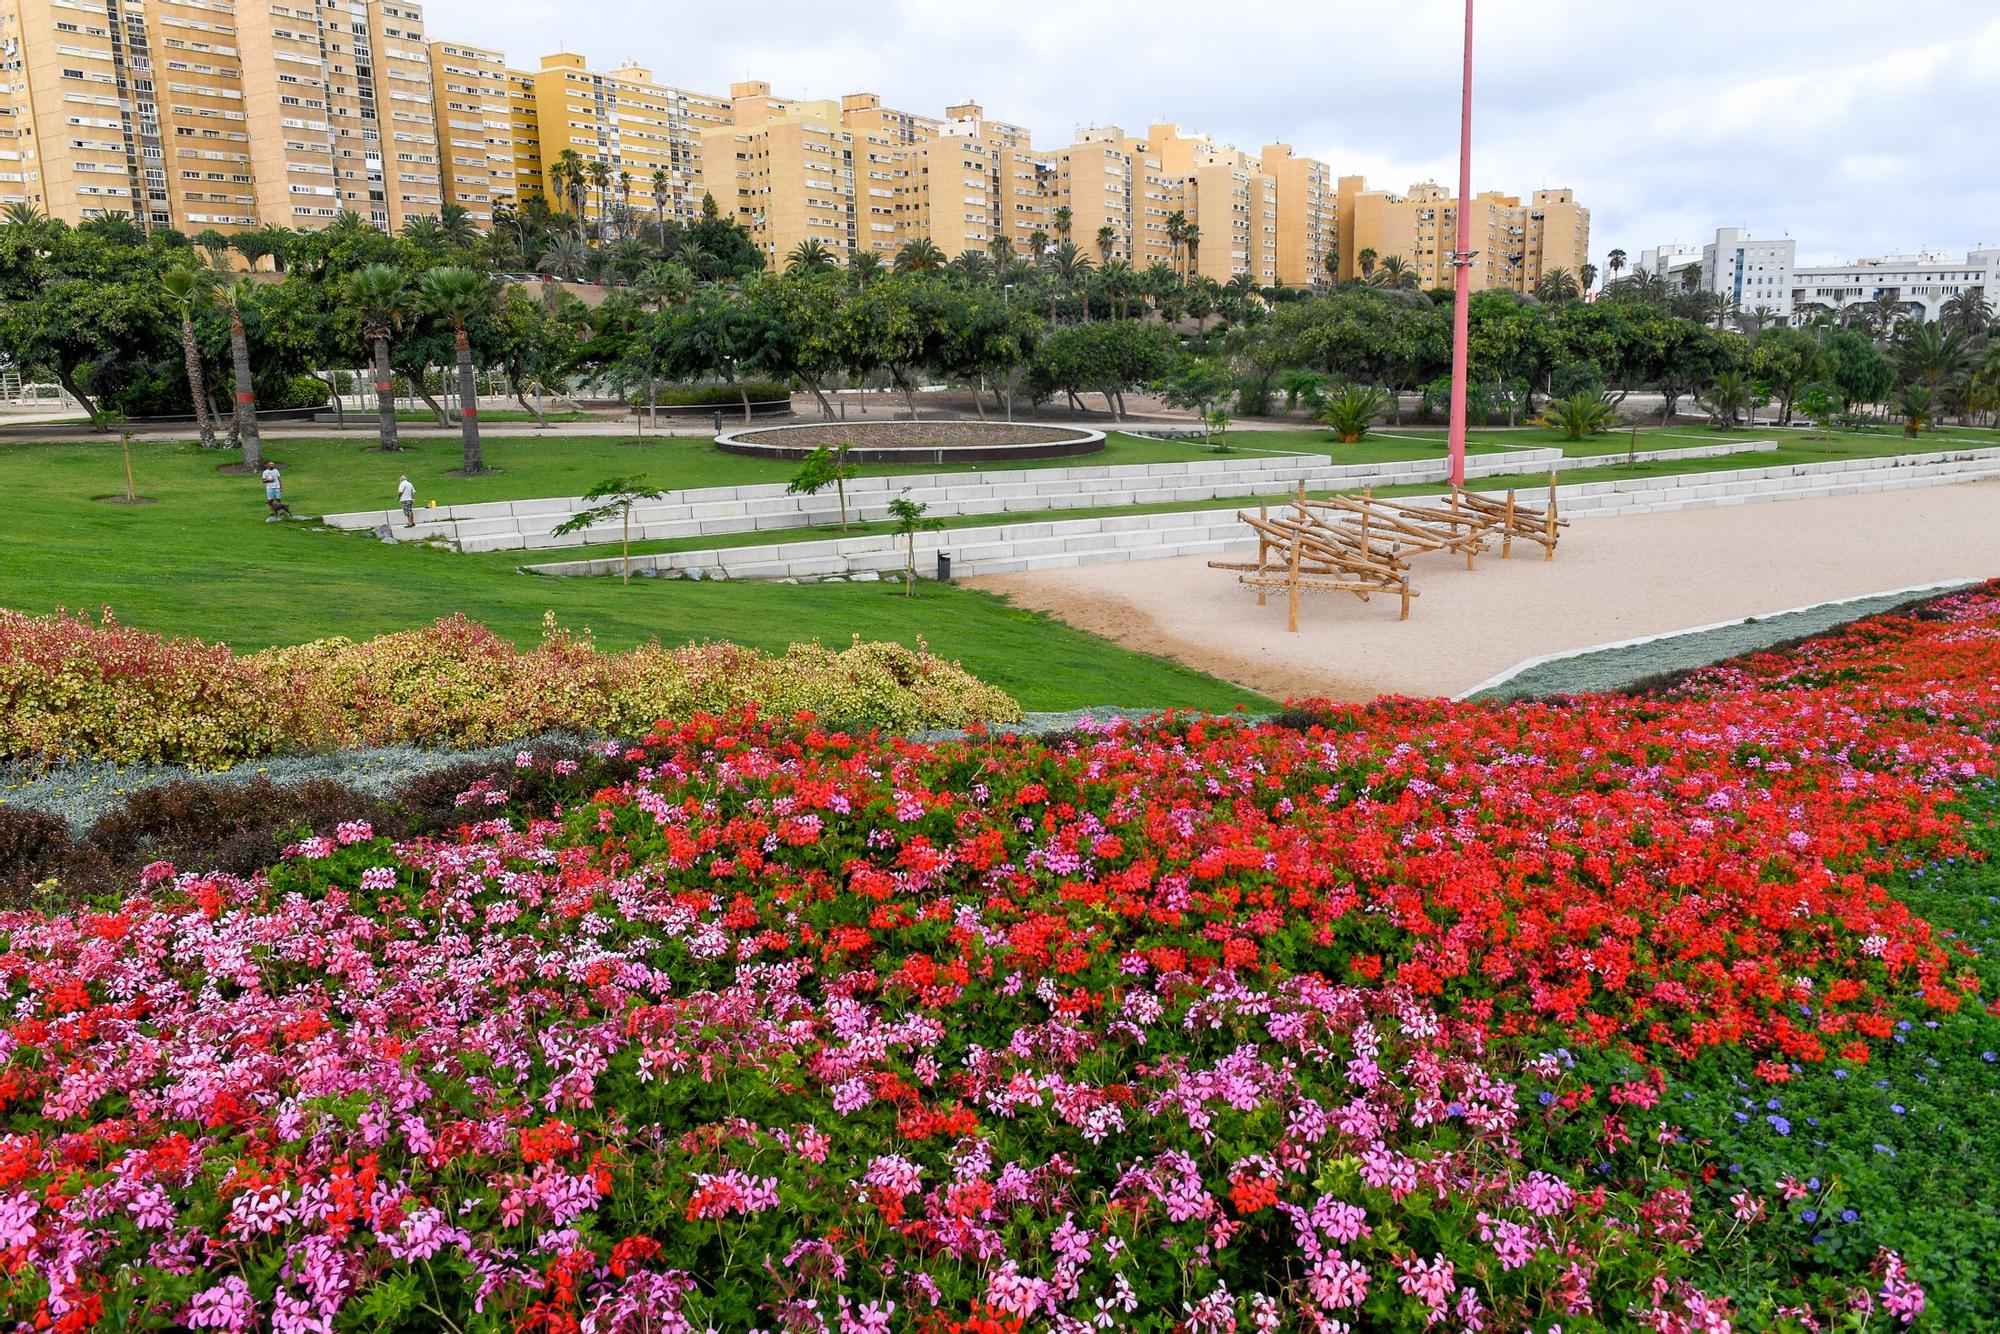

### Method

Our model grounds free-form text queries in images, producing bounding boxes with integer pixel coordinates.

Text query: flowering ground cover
[5,585,2000,1330]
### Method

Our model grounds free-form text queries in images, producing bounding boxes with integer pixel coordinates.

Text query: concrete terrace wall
[519,447,2000,582]
[322,437,1779,555]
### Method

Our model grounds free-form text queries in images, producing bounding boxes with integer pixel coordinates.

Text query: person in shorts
[261,463,292,518]
[398,474,417,527]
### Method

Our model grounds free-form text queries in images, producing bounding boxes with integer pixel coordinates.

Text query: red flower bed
[5,584,1999,1330]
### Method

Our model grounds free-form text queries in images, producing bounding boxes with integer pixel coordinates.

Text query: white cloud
[421,0,2000,264]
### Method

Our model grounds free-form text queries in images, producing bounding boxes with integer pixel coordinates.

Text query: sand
[970,480,2000,702]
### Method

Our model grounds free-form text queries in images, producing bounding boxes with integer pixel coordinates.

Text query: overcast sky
[424,0,2000,268]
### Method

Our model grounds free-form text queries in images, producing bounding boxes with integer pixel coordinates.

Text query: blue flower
[1766,1115,1792,1136]
[1891,1104,1906,1115]
[1538,1091,1554,1106]
[1766,1098,1782,1111]
[1840,1209,1858,1223]
[1874,1144,1896,1156]
[1801,1208,1818,1223]
[1983,1051,1996,1063]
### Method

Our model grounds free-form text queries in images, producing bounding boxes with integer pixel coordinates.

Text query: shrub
[649,380,790,407]
[0,610,1022,767]
[1537,391,1617,440]
[1319,384,1394,442]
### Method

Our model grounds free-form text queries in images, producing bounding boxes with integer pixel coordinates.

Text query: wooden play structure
[1210,475,1568,631]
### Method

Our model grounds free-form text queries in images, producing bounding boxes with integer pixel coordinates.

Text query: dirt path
[971,480,2000,702]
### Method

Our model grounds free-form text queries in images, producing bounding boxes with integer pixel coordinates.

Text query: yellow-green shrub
[0,609,1021,767]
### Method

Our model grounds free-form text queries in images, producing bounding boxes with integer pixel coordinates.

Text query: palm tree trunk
[373,336,401,450]
[180,315,217,449]
[230,308,262,469]
[454,329,482,473]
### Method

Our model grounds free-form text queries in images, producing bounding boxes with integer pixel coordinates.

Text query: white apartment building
[1790,250,2000,325]
[1637,243,1702,282]
[1687,226,1998,326]
[1700,227,1799,318]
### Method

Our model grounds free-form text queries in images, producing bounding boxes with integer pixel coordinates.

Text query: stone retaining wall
[324,438,1778,555]
[519,447,2000,582]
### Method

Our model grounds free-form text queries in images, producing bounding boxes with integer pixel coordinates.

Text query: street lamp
[1446,0,1476,489]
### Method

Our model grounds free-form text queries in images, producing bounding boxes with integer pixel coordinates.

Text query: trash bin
[711,409,723,435]
[937,551,953,584]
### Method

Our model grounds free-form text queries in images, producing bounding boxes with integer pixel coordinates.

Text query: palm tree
[1900,322,1975,394]
[786,239,838,275]
[1865,292,1906,340]
[1099,259,1136,319]
[1605,248,1627,289]
[418,267,495,474]
[1371,255,1420,291]
[1052,206,1072,246]
[1165,210,1189,277]
[1941,286,1991,336]
[1534,267,1580,303]
[1578,263,1598,293]
[650,167,671,239]
[1025,229,1049,265]
[894,237,947,274]
[1049,243,1094,322]
[1095,224,1116,266]
[587,160,612,238]
[437,203,478,251]
[949,249,991,283]
[553,149,586,221]
[221,279,263,468]
[1357,247,1378,280]
[160,268,219,450]
[1699,370,1754,428]
[848,249,884,287]
[1736,304,1780,335]
[602,237,653,284]
[349,263,409,452]
[0,201,43,231]
[538,231,591,280]
[987,234,1016,270]
[616,170,633,241]
[400,214,446,250]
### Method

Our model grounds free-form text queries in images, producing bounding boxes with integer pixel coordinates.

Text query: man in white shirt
[398,474,417,528]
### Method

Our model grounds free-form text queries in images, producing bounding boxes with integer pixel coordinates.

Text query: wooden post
[1502,489,1515,559]
[1256,504,1269,607]
[1545,471,1558,561]
[1286,528,1302,634]
[1452,489,1474,569]
[121,432,136,502]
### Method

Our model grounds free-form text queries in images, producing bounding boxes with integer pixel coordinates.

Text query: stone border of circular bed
[714,420,1107,464]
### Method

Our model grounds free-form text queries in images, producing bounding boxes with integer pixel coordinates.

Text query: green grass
[0,436,1271,714]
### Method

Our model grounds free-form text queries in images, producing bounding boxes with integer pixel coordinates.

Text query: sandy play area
[971,479,2000,702]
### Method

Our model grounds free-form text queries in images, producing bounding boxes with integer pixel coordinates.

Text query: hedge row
[0,609,1021,767]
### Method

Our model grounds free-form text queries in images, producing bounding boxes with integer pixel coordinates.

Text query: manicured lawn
[0,437,1271,713]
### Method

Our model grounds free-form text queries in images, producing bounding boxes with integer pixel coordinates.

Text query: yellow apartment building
[1521,187,1590,291]
[533,52,731,232]
[1337,176,1589,294]
[1260,143,1335,288]
[1056,129,1133,262]
[231,0,443,232]
[839,90,937,147]
[502,67,541,204]
[0,0,255,230]
[699,101,901,268]
[428,38,511,225]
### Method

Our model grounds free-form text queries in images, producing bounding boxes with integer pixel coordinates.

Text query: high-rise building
[428,39,511,225]
[1259,144,1336,289]
[1336,176,1589,294]
[700,99,901,268]
[236,0,444,231]
[502,67,541,205]
[532,52,729,233]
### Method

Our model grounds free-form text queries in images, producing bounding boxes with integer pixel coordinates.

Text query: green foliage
[1896,382,1937,437]
[1154,355,1236,445]
[1320,385,1394,442]
[646,380,791,407]
[1539,391,1618,441]
[786,445,859,529]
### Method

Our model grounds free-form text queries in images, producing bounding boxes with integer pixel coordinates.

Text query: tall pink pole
[1446,0,1474,488]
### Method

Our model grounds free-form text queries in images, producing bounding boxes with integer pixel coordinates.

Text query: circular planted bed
[715,420,1105,464]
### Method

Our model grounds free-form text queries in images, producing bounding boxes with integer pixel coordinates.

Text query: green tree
[1895,382,1936,437]
[786,239,838,275]
[1155,354,1237,447]
[221,278,264,467]
[1749,325,1830,424]
[1823,327,1898,412]
[417,266,496,473]
[886,496,942,595]
[552,475,666,583]
[1699,370,1762,429]
[787,444,858,529]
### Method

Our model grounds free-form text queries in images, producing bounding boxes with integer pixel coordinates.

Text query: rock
[373,523,396,543]
[852,570,880,583]
[708,569,729,581]
[778,577,799,585]
[685,568,705,581]
[638,567,659,578]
